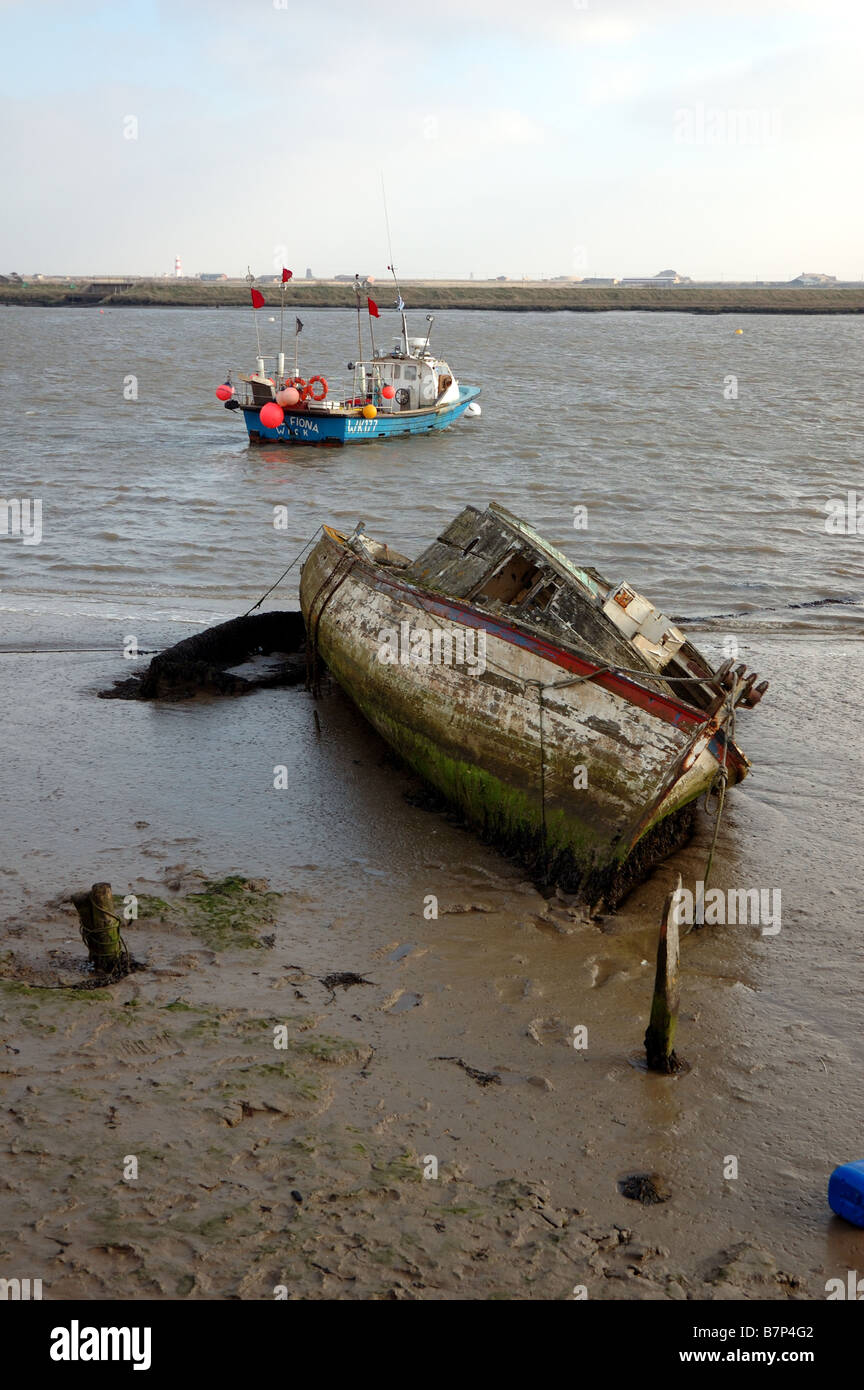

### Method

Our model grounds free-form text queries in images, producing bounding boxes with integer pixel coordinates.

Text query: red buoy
[215,384,233,401]
[259,402,284,429]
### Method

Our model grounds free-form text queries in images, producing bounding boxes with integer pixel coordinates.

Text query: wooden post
[644,876,683,1074]
[71,881,126,976]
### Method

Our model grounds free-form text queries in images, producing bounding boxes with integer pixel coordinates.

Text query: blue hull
[243,385,480,446]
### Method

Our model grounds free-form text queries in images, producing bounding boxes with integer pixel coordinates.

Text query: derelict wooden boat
[299,503,767,909]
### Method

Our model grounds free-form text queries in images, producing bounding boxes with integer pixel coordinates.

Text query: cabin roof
[401,504,661,676]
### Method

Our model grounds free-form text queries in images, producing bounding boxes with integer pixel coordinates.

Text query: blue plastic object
[828,1161,864,1227]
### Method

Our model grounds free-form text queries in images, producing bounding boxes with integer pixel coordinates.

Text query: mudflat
[2,611,861,1300]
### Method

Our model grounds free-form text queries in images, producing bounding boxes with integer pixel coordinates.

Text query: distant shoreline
[3,282,864,314]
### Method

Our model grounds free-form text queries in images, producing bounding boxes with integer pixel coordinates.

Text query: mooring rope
[243,526,322,616]
[0,648,159,657]
[305,550,358,696]
[14,905,132,992]
[702,691,735,892]
[537,687,548,869]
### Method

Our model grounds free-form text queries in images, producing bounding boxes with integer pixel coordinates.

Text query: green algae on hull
[299,512,751,911]
[328,661,696,909]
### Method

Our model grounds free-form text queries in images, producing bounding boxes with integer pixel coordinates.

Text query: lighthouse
[174,254,183,279]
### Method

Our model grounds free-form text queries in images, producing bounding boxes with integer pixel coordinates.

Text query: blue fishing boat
[217,272,481,447]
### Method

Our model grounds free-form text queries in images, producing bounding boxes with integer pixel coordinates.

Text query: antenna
[382,175,408,355]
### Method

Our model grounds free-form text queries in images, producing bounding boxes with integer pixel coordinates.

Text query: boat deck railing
[230,358,413,414]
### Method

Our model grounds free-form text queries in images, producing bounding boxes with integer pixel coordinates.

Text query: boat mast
[246,267,264,374]
[353,275,364,398]
[277,274,286,383]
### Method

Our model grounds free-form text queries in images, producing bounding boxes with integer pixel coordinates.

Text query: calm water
[1,306,863,630]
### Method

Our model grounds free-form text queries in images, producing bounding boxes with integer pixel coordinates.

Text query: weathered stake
[71,881,125,976]
[644,875,683,1074]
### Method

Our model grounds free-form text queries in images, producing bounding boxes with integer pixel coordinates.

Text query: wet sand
[2,606,863,1299]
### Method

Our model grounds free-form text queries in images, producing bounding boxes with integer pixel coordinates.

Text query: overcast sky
[2,0,862,280]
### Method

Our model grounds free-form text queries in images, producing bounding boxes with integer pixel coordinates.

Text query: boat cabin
[354,338,459,412]
[402,503,724,711]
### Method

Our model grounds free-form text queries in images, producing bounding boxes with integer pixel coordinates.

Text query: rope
[12,904,133,992]
[537,688,548,870]
[74,901,132,983]
[243,527,322,616]
[0,648,159,656]
[544,664,714,691]
[305,551,358,696]
[702,692,735,892]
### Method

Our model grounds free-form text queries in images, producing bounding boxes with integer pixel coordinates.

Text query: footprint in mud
[169,950,219,968]
[529,914,579,937]
[525,1016,569,1046]
[495,976,542,1005]
[379,989,422,1013]
[587,957,629,989]
[387,942,427,963]
[389,991,422,1013]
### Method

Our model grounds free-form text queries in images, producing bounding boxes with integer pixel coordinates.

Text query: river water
[2,306,862,622]
[1,306,863,1297]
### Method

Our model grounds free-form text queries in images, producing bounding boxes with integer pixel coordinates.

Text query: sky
[1,0,862,281]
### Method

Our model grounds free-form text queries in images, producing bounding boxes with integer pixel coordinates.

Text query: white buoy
[465,401,482,417]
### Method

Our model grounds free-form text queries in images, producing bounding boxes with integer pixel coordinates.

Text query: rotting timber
[300,503,767,912]
[99,610,306,701]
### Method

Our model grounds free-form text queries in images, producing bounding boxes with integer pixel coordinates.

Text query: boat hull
[243,385,480,446]
[300,530,748,908]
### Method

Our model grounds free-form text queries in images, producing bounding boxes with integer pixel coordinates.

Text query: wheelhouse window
[473,553,542,606]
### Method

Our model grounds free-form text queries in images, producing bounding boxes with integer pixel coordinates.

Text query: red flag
[250,288,265,308]
[367,297,380,318]
[281,268,293,283]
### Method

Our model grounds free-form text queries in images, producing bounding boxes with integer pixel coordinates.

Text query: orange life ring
[306,375,328,402]
[287,376,307,397]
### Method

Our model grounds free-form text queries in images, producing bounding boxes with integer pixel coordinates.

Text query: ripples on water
[1,306,862,633]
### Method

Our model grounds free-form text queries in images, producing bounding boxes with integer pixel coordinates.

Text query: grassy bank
[3,281,864,313]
